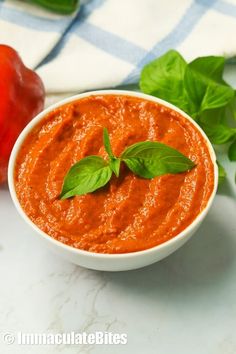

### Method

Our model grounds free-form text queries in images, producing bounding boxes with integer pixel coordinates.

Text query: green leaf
[139,49,236,183]
[103,128,121,177]
[140,51,234,120]
[199,106,226,126]
[60,156,112,199]
[110,158,121,177]
[140,50,189,112]
[217,161,226,185]
[184,65,234,116]
[121,141,195,178]
[103,127,114,159]
[188,56,226,84]
[185,56,234,116]
[29,0,80,14]
[200,83,234,113]
[227,95,236,121]
[228,139,236,161]
[200,122,236,145]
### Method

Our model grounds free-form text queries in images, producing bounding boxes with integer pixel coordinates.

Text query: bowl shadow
[104,212,235,298]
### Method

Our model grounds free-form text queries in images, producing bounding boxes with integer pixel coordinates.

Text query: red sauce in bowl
[14,95,215,253]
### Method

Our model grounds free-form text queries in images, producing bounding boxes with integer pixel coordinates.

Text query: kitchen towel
[1,0,236,93]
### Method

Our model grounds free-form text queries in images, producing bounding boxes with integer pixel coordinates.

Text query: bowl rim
[8,89,218,259]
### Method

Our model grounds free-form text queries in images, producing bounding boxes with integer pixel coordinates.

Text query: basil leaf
[103,127,114,158]
[103,128,120,177]
[199,107,226,126]
[110,158,121,177]
[29,0,80,14]
[140,51,234,120]
[228,139,236,161]
[121,141,195,178]
[184,56,234,116]
[228,95,236,121]
[60,156,112,199]
[217,161,226,185]
[188,56,226,84]
[199,122,236,145]
[140,50,189,112]
[139,49,236,184]
[184,65,234,116]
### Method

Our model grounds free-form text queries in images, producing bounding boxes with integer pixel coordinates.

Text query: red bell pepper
[0,45,45,183]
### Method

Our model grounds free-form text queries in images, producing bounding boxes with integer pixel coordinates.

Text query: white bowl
[8,90,218,271]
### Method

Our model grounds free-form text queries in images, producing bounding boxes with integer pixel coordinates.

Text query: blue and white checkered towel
[1,0,236,93]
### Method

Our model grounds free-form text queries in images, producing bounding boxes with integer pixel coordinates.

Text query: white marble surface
[0,69,236,354]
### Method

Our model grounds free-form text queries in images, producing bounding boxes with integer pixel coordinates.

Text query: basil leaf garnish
[121,141,195,178]
[109,158,121,178]
[103,127,120,177]
[103,127,114,159]
[60,156,112,199]
[60,129,196,199]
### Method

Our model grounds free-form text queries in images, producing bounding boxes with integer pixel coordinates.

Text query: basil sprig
[60,129,195,199]
[140,49,236,183]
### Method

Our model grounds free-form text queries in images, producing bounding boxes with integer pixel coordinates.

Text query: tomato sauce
[14,95,215,253]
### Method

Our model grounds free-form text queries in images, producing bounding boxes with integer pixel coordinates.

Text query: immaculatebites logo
[1,331,128,346]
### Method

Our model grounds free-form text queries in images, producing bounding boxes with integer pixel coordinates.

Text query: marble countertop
[0,70,236,354]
